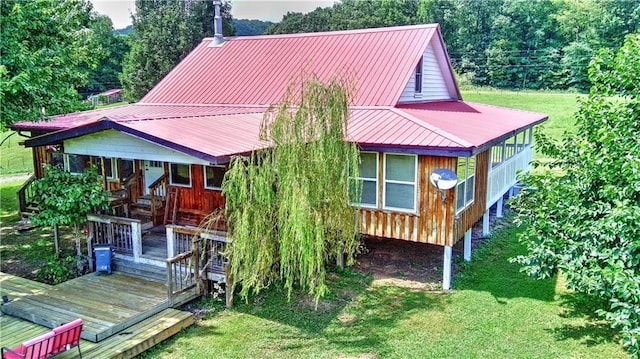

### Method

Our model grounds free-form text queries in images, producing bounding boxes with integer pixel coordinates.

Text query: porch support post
[496,196,504,218]
[482,209,490,237]
[132,221,142,262]
[463,229,472,262]
[166,226,175,258]
[442,245,453,290]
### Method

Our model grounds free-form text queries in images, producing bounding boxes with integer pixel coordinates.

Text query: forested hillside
[233,19,274,35]
[266,0,640,91]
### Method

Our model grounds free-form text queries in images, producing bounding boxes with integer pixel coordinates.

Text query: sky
[90,0,336,29]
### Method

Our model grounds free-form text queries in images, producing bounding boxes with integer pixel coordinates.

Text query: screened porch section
[487,127,534,207]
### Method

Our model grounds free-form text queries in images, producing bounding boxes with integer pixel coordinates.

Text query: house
[11,22,547,291]
[88,89,124,107]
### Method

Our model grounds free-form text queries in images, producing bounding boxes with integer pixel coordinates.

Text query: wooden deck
[0,272,195,358]
[1,272,197,342]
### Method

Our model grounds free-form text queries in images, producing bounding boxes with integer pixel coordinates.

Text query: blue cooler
[94,244,113,274]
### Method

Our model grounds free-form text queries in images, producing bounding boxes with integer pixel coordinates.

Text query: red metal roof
[396,101,548,147]
[141,25,438,106]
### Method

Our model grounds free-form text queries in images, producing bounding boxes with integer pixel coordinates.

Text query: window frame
[414,58,423,94]
[204,165,226,191]
[383,153,418,213]
[169,163,192,187]
[456,156,476,214]
[349,151,379,209]
[65,154,90,174]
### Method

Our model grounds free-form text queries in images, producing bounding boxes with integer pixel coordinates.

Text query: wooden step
[113,259,166,283]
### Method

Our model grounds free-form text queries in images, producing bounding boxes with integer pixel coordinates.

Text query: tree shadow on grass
[454,221,557,303]
[548,292,620,347]
[231,269,450,357]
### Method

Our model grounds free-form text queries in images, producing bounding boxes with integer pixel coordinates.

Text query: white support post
[496,196,504,218]
[442,245,453,290]
[463,230,472,262]
[132,221,142,262]
[482,209,490,237]
[166,226,175,259]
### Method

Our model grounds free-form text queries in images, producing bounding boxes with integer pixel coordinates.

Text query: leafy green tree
[217,78,361,304]
[78,15,131,98]
[32,166,109,262]
[121,0,235,101]
[233,19,274,36]
[513,33,640,354]
[0,0,96,129]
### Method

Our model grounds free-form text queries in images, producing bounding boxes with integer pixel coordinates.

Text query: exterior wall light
[430,168,457,203]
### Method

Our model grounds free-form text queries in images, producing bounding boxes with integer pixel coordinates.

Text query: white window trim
[349,151,379,209]
[414,57,424,95]
[383,153,418,213]
[456,156,476,214]
[204,165,225,191]
[169,163,192,187]
[65,154,89,175]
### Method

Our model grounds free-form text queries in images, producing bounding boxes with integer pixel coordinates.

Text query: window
[524,128,532,146]
[121,159,135,179]
[66,154,90,174]
[516,131,526,152]
[170,163,192,187]
[51,153,64,170]
[491,143,504,169]
[414,58,423,93]
[384,154,417,212]
[349,152,378,208]
[504,136,516,159]
[205,165,226,190]
[92,157,115,178]
[456,156,476,213]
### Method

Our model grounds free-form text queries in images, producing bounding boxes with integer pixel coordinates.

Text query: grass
[0,181,76,282]
[138,220,625,358]
[0,131,33,176]
[462,89,582,142]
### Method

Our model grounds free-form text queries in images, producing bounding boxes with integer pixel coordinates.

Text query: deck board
[0,309,194,359]
[0,272,195,358]
[1,273,174,342]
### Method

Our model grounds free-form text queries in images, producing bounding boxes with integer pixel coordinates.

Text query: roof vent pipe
[210,0,224,47]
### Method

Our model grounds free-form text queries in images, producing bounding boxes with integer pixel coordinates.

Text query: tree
[0,0,96,129]
[513,33,640,355]
[217,78,361,303]
[121,0,235,102]
[31,166,109,265]
[78,15,131,98]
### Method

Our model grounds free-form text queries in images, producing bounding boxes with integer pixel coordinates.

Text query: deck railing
[165,225,230,305]
[487,145,533,207]
[86,214,142,270]
[166,250,199,306]
[149,174,167,224]
[123,169,142,206]
[17,174,37,214]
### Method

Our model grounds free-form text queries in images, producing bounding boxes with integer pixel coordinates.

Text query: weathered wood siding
[359,154,457,246]
[453,150,489,242]
[172,165,226,228]
[32,146,49,179]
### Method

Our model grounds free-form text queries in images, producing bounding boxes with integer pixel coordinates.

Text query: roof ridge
[135,102,271,109]
[203,24,438,42]
[389,106,473,148]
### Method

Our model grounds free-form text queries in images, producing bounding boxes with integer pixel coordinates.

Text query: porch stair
[113,258,166,283]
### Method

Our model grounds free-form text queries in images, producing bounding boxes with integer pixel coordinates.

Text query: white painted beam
[464,230,472,262]
[482,209,490,237]
[442,245,453,290]
[496,196,504,218]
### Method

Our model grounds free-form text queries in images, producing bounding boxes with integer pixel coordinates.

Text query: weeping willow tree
[219,77,361,303]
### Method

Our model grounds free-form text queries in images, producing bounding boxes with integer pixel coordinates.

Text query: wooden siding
[32,146,49,179]
[398,40,451,103]
[359,154,457,246]
[64,129,210,165]
[453,150,489,242]
[171,164,226,228]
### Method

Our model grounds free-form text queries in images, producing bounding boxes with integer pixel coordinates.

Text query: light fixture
[430,168,458,203]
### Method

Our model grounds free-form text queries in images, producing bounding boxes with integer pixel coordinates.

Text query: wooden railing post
[131,221,142,262]
[87,223,94,271]
[166,260,174,306]
[166,225,175,258]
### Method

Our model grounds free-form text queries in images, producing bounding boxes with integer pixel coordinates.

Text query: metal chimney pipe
[210,0,224,47]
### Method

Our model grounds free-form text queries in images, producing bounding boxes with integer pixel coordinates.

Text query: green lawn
[140,222,625,358]
[0,131,33,176]
[463,89,581,142]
